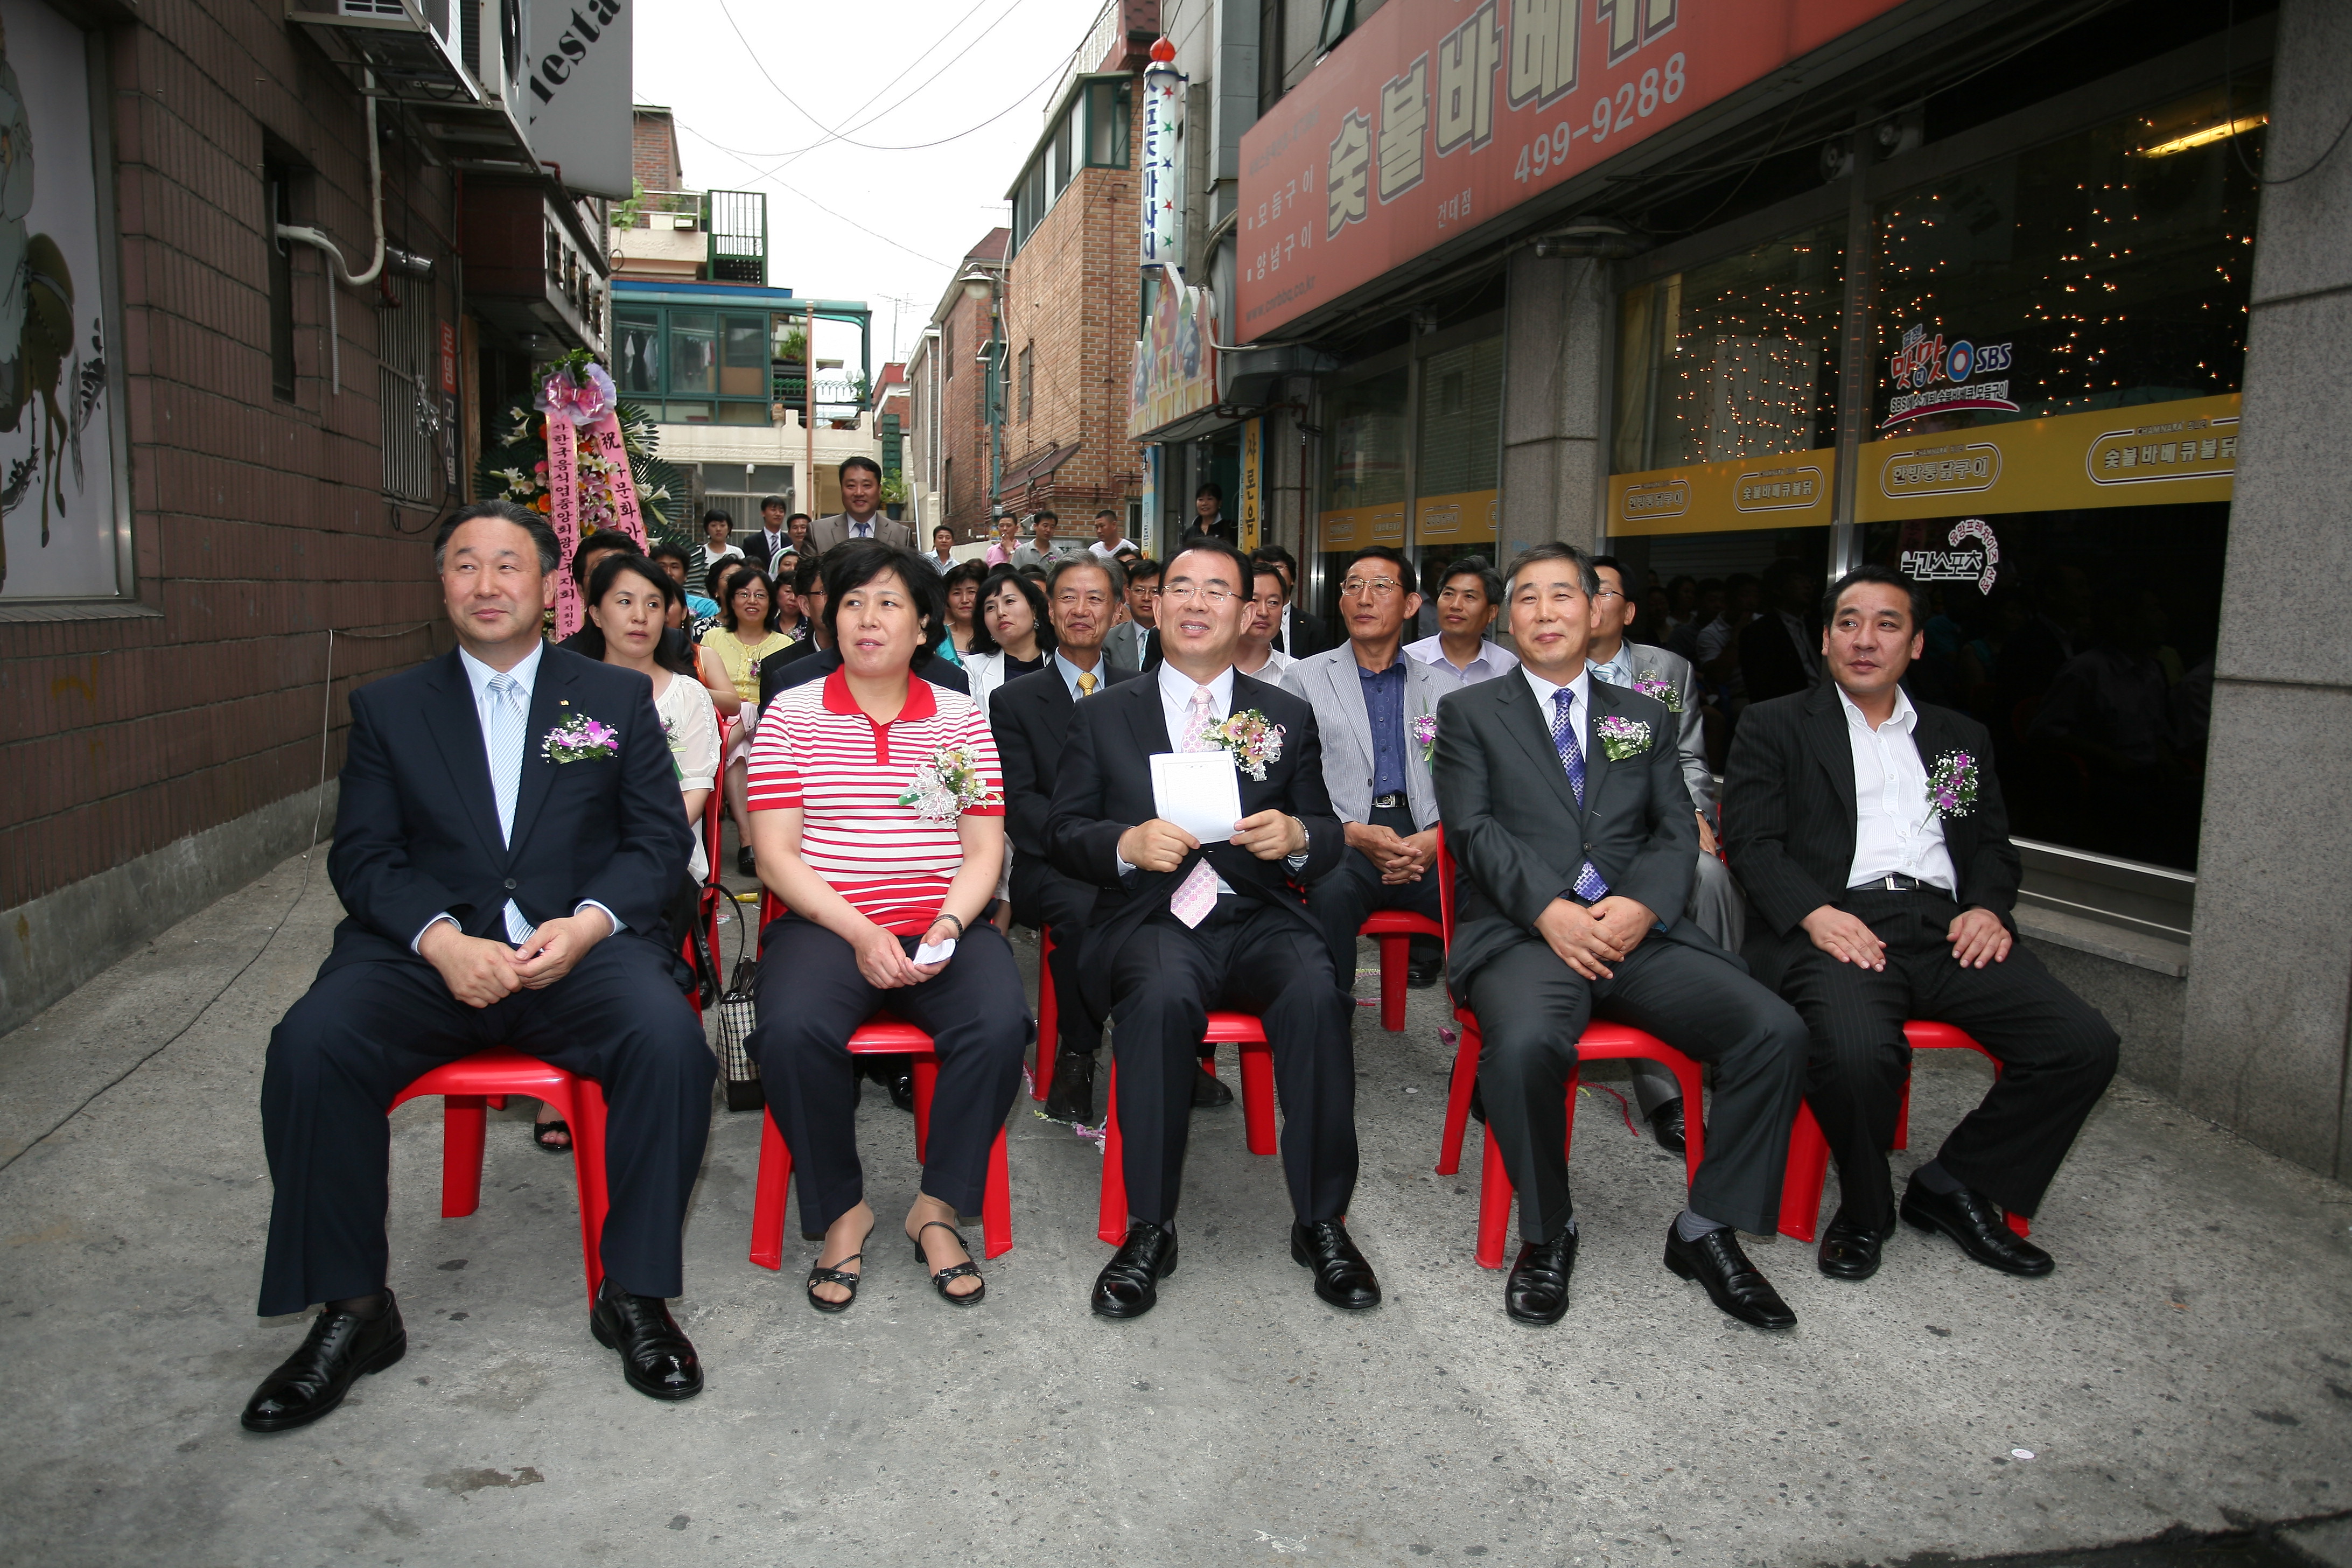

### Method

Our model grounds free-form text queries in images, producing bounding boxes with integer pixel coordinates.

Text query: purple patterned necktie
[1551,689,1609,901]
[1168,687,1222,927]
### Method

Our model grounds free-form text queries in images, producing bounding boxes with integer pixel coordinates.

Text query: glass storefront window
[1317,368,1410,573]
[1415,334,1503,589]
[1613,220,1845,474]
[1871,76,2265,437]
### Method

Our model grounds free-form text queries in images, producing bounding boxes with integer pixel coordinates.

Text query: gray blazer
[1103,619,1145,669]
[1596,641,1715,815]
[809,513,914,552]
[1432,670,1705,991]
[1282,646,1459,831]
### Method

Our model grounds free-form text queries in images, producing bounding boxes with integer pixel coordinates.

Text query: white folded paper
[1150,750,1244,843]
[913,939,956,966]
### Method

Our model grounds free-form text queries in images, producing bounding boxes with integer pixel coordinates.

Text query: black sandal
[912,1220,985,1307]
[532,1118,571,1154]
[805,1229,872,1315]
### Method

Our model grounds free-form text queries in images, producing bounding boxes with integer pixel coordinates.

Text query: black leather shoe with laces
[1900,1176,2053,1276]
[1663,1223,1797,1329]
[1504,1234,1577,1325]
[1816,1210,1894,1280]
[1191,1061,1234,1108]
[1042,1049,1096,1123]
[240,1291,407,1434]
[590,1280,704,1401]
[1291,1219,1382,1310]
[1647,1098,1687,1154]
[1091,1221,1178,1319]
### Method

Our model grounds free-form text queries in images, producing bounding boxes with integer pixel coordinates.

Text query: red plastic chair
[1095,1013,1278,1244]
[747,1016,1014,1269]
[388,1047,611,1307]
[1031,926,1061,1101]
[1429,837,1707,1268]
[1361,909,1444,1031]
[1776,1020,2030,1242]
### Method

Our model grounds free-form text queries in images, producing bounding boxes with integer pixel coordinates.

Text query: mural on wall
[0,1,115,600]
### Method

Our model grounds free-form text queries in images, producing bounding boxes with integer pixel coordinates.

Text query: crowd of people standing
[232,457,2119,1437]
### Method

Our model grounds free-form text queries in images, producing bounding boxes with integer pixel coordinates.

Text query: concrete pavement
[1,844,2347,1566]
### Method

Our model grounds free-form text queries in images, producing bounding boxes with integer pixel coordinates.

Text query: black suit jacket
[760,646,970,705]
[741,530,795,575]
[1275,607,1330,658]
[1046,670,1345,1018]
[1738,613,1819,704]
[1431,670,1703,993]
[1722,684,2022,988]
[322,646,691,974]
[990,660,1140,917]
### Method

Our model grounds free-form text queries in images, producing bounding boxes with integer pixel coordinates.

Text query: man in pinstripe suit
[1723,564,2118,1285]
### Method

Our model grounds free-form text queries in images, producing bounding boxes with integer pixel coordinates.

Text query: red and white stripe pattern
[746,669,1004,934]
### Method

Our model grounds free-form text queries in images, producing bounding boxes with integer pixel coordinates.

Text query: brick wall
[1000,85,1143,527]
[937,282,998,540]
[632,108,683,198]
[0,0,454,911]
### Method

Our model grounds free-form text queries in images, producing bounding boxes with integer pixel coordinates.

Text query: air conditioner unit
[463,0,529,116]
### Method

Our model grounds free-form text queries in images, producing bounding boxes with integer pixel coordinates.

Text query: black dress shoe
[1042,1048,1096,1123]
[1406,955,1444,989]
[862,1055,917,1112]
[1091,1221,1178,1318]
[1468,1077,1486,1124]
[1816,1210,1894,1281]
[1291,1219,1382,1310]
[1504,1233,1577,1325]
[589,1281,704,1401]
[241,1291,408,1433]
[1191,1061,1234,1108]
[1647,1097,1687,1155]
[1900,1176,2053,1276]
[735,845,756,877]
[1663,1224,1796,1329]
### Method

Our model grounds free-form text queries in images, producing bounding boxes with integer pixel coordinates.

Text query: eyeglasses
[1592,589,1627,603]
[1160,582,1236,606]
[1339,576,1403,598]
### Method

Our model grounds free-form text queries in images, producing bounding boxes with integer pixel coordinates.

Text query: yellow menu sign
[1318,504,1407,552]
[1858,394,2238,521]
[1607,449,1836,537]
[1413,488,1498,544]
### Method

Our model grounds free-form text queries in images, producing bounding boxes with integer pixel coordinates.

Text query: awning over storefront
[998,439,1082,493]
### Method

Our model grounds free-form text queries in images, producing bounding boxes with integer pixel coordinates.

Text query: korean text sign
[1235,0,1907,337]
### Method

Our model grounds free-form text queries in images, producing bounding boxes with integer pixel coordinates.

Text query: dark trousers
[1013,863,1105,1056]
[258,934,713,1315]
[1464,933,1808,1242]
[748,916,1030,1237]
[1779,888,2119,1228]
[1107,899,1356,1227]
[1303,804,1444,988]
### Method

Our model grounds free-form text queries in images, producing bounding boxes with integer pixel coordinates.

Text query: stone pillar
[2179,0,2352,1179]
[1500,252,1611,559]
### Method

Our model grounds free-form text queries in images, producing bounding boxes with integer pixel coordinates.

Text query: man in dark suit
[1737,558,1823,705]
[1723,564,2118,1283]
[991,555,1141,1122]
[241,502,713,1436]
[1047,537,1373,1319]
[1433,542,1809,1329]
[742,497,795,575]
[1251,545,1329,657]
[808,457,914,552]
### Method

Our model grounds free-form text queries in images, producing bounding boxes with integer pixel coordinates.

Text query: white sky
[634,0,1110,370]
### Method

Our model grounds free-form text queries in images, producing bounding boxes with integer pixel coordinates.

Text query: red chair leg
[1893,1076,1912,1152]
[440,1095,487,1219]
[1096,1060,1128,1245]
[981,1126,1013,1259]
[911,1055,939,1164]
[564,1077,611,1305]
[1778,1100,1832,1243]
[1561,1068,1581,1167]
[750,1109,794,1271]
[1377,934,1409,1032]
[1436,1021,1481,1175]
[1033,930,1059,1102]
[1474,1125,1512,1269]
[1666,1055,1705,1184]
[1239,1041,1277,1157]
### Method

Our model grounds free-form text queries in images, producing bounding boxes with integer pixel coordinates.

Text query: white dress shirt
[1234,646,1291,679]
[755,527,787,560]
[1518,663,1591,754]
[1839,683,1958,893]
[413,642,622,951]
[841,512,883,540]
[1116,661,1306,884]
[1407,631,1517,684]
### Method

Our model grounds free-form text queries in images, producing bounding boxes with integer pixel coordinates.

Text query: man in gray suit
[1586,555,1745,1154]
[1433,542,1808,1330]
[807,457,913,552]
[1103,557,1160,673]
[1282,546,1459,993]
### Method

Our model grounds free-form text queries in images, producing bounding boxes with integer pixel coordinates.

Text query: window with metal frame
[377,281,444,503]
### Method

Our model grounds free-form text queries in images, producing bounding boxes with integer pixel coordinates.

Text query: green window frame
[607,303,782,424]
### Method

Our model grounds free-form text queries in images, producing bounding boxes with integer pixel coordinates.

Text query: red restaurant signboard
[1235,0,1908,337]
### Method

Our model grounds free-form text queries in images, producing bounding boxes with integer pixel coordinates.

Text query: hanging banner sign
[1141,41,1186,270]
[547,415,584,638]
[1856,393,2238,522]
[1607,447,1837,537]
[1235,0,1910,337]
[538,360,643,638]
[1129,277,1221,438]
[1240,418,1263,551]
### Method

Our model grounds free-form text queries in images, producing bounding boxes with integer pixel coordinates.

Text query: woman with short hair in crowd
[962,566,1054,716]
[744,541,1028,1313]
[941,559,988,661]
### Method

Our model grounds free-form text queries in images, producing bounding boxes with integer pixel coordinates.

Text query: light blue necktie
[485,673,534,942]
[1550,688,1609,902]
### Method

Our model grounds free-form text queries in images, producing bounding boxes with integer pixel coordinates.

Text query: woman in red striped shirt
[745,542,1030,1312]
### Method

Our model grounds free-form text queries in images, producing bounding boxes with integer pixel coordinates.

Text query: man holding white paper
[1046,538,1368,1320]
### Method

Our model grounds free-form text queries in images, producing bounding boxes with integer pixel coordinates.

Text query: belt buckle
[1884,874,1908,891]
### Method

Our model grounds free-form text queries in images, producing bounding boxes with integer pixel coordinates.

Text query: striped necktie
[1550,688,1609,902]
[484,673,535,942]
[1168,686,1222,927]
